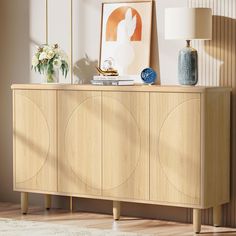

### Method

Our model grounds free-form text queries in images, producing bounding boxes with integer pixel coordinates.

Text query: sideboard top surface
[11,84,232,93]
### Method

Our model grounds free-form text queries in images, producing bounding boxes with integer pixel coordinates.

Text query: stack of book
[91,75,136,86]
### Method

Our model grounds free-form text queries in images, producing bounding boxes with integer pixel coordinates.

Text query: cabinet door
[13,90,57,192]
[58,91,102,196]
[102,92,149,200]
[150,93,201,206]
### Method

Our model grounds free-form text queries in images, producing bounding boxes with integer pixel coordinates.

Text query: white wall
[72,0,103,84]
[29,0,47,83]
[28,0,188,85]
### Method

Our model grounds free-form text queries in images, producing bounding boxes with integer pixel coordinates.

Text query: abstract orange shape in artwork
[106,6,142,41]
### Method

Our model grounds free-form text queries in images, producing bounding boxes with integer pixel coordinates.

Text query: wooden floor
[0,202,236,235]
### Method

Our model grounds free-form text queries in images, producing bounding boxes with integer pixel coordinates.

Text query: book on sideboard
[91,79,134,86]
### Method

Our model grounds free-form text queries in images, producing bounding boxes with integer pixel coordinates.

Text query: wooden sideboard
[12,84,231,233]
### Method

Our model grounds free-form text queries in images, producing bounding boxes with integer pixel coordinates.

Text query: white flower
[43,45,51,52]
[32,55,39,67]
[58,50,69,62]
[46,50,55,60]
[39,52,47,60]
[53,59,62,69]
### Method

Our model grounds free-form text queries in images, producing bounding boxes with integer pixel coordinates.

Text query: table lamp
[165,8,212,86]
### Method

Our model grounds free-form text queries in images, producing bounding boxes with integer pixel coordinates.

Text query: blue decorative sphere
[141,68,157,84]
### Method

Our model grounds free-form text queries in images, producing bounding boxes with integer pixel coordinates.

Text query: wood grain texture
[58,91,102,196]
[20,192,28,214]
[193,209,201,233]
[102,92,149,200]
[150,93,201,206]
[113,201,121,220]
[189,0,236,227]
[45,194,51,210]
[202,91,230,208]
[13,90,57,192]
[12,86,231,231]
[213,205,222,227]
[11,84,231,93]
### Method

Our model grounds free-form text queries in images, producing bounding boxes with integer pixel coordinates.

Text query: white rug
[0,219,155,236]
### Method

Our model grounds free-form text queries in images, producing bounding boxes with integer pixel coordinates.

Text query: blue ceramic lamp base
[178,40,198,86]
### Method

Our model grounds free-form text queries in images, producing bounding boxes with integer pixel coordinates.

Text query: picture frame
[99,0,153,76]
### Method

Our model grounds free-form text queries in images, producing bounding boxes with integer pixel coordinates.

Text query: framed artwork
[100,1,152,75]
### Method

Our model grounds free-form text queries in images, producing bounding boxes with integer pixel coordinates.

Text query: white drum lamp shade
[165,8,212,40]
[165,8,212,86]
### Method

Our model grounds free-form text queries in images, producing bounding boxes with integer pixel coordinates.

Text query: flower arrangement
[32,43,69,83]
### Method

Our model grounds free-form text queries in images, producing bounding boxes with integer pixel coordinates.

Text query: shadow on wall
[150,0,161,85]
[73,55,98,84]
[202,15,236,227]
[204,15,236,87]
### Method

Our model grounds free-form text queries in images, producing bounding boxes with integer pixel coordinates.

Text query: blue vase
[178,46,198,86]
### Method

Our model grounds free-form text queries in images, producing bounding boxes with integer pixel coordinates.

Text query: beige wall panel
[102,92,149,200]
[47,0,72,83]
[58,91,102,196]
[72,0,101,84]
[150,93,201,206]
[14,90,57,192]
[30,0,47,83]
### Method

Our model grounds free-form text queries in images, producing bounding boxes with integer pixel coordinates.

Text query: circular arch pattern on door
[15,94,50,183]
[158,98,200,200]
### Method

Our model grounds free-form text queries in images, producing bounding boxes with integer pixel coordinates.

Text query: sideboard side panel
[14,90,57,192]
[203,91,231,208]
[150,92,201,206]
